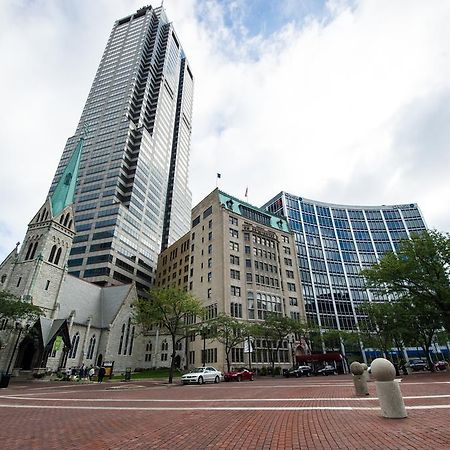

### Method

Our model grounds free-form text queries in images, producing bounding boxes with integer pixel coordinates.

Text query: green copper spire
[51,126,88,217]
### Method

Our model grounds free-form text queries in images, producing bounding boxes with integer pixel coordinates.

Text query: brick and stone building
[154,189,306,372]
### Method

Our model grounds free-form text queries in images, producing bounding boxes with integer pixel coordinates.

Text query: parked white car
[181,367,224,385]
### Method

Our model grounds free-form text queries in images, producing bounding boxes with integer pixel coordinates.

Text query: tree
[0,290,42,323]
[361,230,450,331]
[133,287,203,383]
[395,296,442,371]
[208,314,248,373]
[251,313,304,376]
[357,301,404,359]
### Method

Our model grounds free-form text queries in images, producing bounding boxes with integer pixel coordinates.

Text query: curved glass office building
[264,192,427,356]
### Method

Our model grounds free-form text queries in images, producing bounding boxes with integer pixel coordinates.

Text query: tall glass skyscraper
[264,192,427,354]
[50,6,193,290]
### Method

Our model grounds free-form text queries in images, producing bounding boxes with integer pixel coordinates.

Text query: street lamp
[201,325,210,367]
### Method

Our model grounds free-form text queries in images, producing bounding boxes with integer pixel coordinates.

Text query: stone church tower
[0,134,84,316]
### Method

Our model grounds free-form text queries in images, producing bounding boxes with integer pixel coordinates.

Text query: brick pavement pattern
[1,372,450,449]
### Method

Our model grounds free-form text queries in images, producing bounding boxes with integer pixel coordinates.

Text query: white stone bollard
[361,363,370,383]
[350,361,369,396]
[371,358,407,419]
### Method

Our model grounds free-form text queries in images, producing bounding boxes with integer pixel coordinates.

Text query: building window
[229,241,239,251]
[283,246,291,255]
[207,272,212,282]
[246,273,253,283]
[54,247,62,265]
[145,341,152,362]
[118,322,126,355]
[284,258,293,266]
[230,302,242,318]
[208,244,212,254]
[232,347,244,363]
[230,269,240,280]
[87,334,96,359]
[287,283,296,292]
[245,245,250,254]
[246,259,252,268]
[68,333,80,359]
[208,258,212,268]
[286,270,294,278]
[289,297,298,306]
[207,288,211,298]
[45,280,50,291]
[229,216,238,226]
[208,231,213,241]
[231,285,241,297]
[189,351,195,365]
[282,236,290,243]
[229,228,239,238]
[129,326,135,355]
[230,255,240,265]
[16,277,22,287]
[0,319,8,330]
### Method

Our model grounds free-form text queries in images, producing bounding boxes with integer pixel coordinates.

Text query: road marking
[2,394,450,402]
[0,403,450,412]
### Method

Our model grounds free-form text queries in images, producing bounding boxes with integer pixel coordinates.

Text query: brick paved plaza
[1,371,450,449]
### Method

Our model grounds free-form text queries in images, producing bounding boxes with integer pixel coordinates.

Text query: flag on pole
[243,337,253,353]
[245,187,248,199]
[217,173,221,179]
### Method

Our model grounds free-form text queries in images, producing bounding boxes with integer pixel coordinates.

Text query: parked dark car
[315,365,337,376]
[283,365,313,378]
[224,368,255,382]
[408,359,428,371]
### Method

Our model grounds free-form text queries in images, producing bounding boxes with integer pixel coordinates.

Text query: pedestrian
[81,364,89,380]
[98,366,106,383]
[88,365,95,381]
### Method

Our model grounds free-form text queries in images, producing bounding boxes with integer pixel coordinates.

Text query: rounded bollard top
[350,361,364,375]
[361,363,368,371]
[371,358,396,381]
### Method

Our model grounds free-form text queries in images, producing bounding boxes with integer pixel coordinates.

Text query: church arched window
[25,242,34,260]
[129,326,135,356]
[49,245,57,263]
[87,334,96,360]
[59,215,64,224]
[118,323,126,355]
[63,214,70,228]
[1,274,6,284]
[68,333,80,359]
[123,318,131,356]
[29,242,39,260]
[68,219,73,229]
[145,341,152,362]
[54,247,62,265]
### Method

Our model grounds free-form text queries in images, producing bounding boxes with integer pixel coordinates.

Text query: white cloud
[0,0,449,260]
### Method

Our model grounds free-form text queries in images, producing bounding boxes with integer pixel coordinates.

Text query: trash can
[0,372,11,389]
[124,367,132,381]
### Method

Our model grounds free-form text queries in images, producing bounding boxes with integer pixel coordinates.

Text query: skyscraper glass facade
[49,6,193,290]
[264,193,427,334]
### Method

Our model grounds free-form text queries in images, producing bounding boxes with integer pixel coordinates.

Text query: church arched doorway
[16,336,38,370]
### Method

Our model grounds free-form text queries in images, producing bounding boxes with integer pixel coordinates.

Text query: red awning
[296,352,343,363]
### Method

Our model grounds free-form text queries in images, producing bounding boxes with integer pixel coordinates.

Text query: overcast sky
[1,0,449,260]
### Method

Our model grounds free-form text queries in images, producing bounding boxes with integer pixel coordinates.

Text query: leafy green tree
[361,230,450,331]
[0,290,42,323]
[395,296,442,371]
[133,287,203,383]
[357,301,405,359]
[251,313,304,376]
[208,314,249,372]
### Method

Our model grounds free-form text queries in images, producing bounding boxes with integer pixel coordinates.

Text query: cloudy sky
[1,0,449,260]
